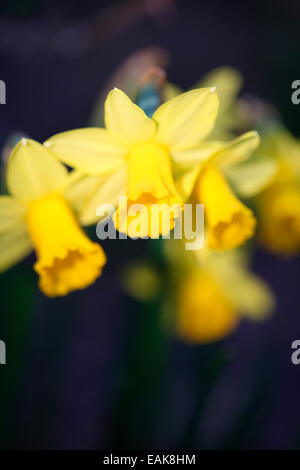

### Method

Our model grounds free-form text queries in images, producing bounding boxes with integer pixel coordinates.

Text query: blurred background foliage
[0,0,300,450]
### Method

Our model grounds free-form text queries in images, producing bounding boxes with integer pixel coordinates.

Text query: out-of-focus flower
[122,240,274,344]
[0,138,107,297]
[253,126,300,255]
[177,269,239,343]
[176,247,274,343]
[120,259,162,302]
[167,240,274,342]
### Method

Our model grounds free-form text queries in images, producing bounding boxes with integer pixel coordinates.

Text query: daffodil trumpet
[0,138,106,297]
[177,270,239,343]
[192,164,256,250]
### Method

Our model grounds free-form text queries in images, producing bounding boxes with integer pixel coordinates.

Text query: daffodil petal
[172,141,223,169]
[257,183,300,256]
[153,88,219,152]
[7,138,68,203]
[162,82,183,101]
[206,250,274,320]
[45,128,127,175]
[175,166,201,202]
[198,67,243,119]
[78,167,127,226]
[196,166,256,250]
[224,155,278,198]
[212,131,260,169]
[0,224,32,272]
[105,88,156,145]
[64,171,107,213]
[221,269,275,320]
[0,196,27,233]
[177,271,239,343]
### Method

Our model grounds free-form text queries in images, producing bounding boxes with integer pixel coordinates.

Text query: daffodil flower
[253,127,300,255]
[176,255,275,344]
[177,270,239,343]
[169,240,274,342]
[176,131,262,250]
[44,87,220,237]
[0,138,106,297]
[122,240,274,344]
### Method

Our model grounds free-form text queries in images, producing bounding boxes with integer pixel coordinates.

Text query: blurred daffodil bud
[0,138,108,296]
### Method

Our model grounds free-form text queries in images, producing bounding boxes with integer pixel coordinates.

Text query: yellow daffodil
[175,131,262,250]
[122,239,274,344]
[0,138,106,297]
[258,185,300,255]
[44,87,222,237]
[163,66,243,140]
[253,127,300,255]
[177,270,239,343]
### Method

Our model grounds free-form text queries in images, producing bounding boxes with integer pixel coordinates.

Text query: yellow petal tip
[21,137,27,146]
[110,87,121,94]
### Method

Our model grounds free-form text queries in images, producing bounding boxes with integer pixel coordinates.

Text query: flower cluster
[114,67,300,343]
[1,66,296,343]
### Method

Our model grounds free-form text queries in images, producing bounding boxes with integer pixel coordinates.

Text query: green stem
[0,264,37,449]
